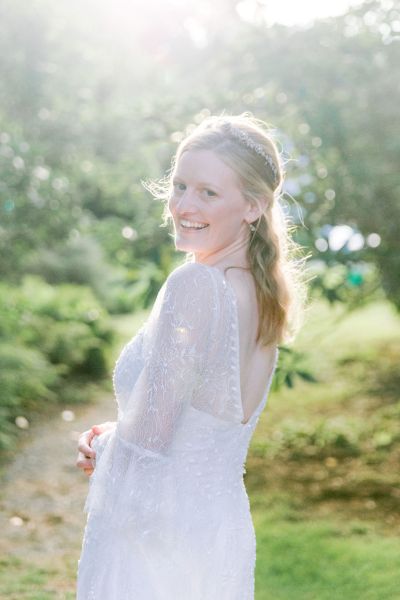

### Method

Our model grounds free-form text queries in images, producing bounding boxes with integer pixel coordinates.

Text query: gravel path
[0,392,117,573]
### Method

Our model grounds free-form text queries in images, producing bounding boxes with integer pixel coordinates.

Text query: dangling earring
[249,222,256,232]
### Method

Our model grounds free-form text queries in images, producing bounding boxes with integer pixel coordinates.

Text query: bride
[75,112,307,599]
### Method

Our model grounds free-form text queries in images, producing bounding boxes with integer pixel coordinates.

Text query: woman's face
[168,149,257,260]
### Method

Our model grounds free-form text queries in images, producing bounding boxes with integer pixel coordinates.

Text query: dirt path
[0,391,117,584]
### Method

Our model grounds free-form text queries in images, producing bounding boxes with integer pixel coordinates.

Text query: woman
[76,112,307,599]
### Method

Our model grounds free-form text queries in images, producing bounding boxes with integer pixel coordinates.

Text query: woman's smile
[179,219,210,232]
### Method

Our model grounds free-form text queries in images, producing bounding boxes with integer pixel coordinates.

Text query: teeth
[180,219,209,229]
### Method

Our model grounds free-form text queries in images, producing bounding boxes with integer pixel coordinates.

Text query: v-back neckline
[189,261,279,426]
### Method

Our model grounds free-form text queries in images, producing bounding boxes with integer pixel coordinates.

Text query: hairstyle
[142,111,310,347]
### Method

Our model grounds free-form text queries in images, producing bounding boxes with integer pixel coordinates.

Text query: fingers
[76,422,115,475]
[76,450,93,469]
[78,429,96,459]
[76,451,95,476]
[91,421,115,435]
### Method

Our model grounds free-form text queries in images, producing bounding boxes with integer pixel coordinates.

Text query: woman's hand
[76,421,116,477]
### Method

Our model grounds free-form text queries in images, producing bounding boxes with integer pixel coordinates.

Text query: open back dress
[76,261,279,600]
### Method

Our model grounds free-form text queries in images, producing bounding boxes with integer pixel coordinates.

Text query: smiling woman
[77,111,310,600]
[144,112,309,347]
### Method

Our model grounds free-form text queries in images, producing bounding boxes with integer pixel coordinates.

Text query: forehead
[174,149,241,188]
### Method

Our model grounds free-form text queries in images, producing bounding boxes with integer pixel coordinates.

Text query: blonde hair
[143,111,311,347]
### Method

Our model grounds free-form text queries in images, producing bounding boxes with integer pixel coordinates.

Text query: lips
[180,223,209,230]
[178,219,210,232]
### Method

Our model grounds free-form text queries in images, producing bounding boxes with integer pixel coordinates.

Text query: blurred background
[0,0,399,597]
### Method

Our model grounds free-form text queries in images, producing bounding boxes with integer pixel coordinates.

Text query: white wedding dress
[76,261,279,600]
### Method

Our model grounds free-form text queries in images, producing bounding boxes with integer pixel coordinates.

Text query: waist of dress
[173,464,249,509]
[170,448,247,494]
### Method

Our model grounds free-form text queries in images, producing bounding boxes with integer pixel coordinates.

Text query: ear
[244,202,263,225]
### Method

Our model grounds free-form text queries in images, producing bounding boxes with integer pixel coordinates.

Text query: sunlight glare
[237,0,364,27]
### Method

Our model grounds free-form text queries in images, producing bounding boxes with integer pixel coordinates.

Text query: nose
[174,187,199,213]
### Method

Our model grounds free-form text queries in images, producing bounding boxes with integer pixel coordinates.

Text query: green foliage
[0,277,114,452]
[252,301,400,467]
[34,320,107,377]
[258,416,363,460]
[0,122,83,282]
[242,0,400,309]
[308,260,384,311]
[255,400,400,462]
[273,346,318,391]
[1,0,398,313]
[0,0,399,452]
[6,275,114,370]
[26,235,117,296]
[0,343,59,451]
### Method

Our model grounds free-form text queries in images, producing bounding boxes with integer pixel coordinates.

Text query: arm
[83,264,217,535]
[116,264,216,453]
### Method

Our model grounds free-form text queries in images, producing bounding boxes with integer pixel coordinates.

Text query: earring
[249,223,256,232]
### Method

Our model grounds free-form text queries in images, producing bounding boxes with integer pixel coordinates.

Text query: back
[222,266,278,424]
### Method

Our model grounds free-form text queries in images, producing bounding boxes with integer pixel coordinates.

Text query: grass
[254,498,400,600]
[248,298,400,599]
[0,555,76,599]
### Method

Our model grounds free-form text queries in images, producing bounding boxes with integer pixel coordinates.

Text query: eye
[173,182,186,193]
[204,189,217,197]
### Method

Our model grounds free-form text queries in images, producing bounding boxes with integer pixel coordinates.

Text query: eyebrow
[172,176,222,191]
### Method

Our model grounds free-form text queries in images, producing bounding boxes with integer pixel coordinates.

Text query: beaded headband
[226,123,279,184]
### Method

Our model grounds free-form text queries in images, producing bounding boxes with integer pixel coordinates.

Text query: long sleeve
[116,262,218,453]
[83,263,219,539]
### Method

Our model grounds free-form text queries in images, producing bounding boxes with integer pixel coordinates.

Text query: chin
[174,236,204,252]
[175,239,196,252]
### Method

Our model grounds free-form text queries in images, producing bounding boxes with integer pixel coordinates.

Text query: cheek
[207,201,228,220]
[210,203,242,229]
[167,197,178,218]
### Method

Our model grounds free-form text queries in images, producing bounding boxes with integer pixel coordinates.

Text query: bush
[0,277,114,453]
[0,276,114,377]
[0,344,60,451]
[262,416,363,460]
[26,235,118,302]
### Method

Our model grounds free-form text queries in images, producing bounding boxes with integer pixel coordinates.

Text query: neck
[191,229,251,272]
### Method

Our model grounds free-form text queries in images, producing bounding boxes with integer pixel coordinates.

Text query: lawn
[249,298,400,599]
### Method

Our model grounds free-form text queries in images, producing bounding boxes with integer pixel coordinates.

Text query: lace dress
[76,261,279,600]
